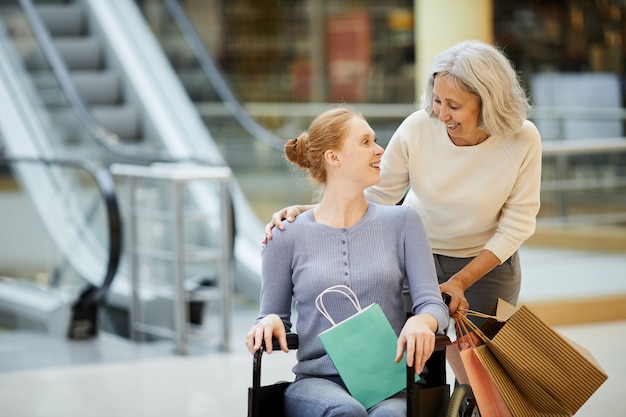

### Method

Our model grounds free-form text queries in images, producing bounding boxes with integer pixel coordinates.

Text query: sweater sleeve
[484,121,543,262]
[257,227,294,331]
[402,207,450,333]
[364,112,417,204]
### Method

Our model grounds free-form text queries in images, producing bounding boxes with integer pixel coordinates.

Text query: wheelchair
[247,332,478,417]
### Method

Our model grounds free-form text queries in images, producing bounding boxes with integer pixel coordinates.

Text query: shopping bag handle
[453,311,488,351]
[453,311,476,349]
[454,311,492,344]
[315,285,362,326]
[462,309,503,321]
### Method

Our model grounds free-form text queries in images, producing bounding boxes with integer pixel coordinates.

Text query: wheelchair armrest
[434,333,450,351]
[406,334,451,417]
[265,332,299,352]
[406,334,450,389]
[253,333,299,390]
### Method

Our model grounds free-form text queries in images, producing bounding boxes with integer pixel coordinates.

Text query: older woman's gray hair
[421,40,530,138]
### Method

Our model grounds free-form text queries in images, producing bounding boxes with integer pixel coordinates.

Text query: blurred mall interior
[0,0,624,415]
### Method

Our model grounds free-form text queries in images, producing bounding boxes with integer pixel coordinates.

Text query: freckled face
[432,75,488,146]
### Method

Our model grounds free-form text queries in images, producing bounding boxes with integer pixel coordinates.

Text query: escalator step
[91,105,142,141]
[37,3,85,37]
[54,37,103,70]
[72,70,122,105]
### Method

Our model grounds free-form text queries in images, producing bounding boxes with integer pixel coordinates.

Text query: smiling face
[432,74,490,146]
[333,116,383,188]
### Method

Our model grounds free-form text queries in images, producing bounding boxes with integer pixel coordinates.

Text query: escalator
[0,156,121,339]
[0,2,122,339]
[135,0,317,235]
[0,0,272,342]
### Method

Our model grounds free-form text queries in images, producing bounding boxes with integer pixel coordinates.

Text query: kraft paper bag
[316,285,410,409]
[445,336,471,385]
[462,300,608,417]
[447,313,512,417]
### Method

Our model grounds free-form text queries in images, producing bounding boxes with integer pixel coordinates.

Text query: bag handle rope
[455,311,486,344]
[315,285,362,326]
[454,308,504,344]
[453,311,476,349]
[461,309,504,321]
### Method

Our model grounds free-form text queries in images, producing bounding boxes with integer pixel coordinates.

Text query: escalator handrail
[164,0,286,152]
[18,0,181,163]
[0,155,122,308]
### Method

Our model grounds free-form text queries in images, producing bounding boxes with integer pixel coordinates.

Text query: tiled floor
[0,246,624,416]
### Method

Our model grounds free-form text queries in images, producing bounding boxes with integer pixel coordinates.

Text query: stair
[1,0,147,159]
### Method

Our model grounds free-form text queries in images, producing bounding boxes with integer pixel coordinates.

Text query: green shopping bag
[316,285,412,409]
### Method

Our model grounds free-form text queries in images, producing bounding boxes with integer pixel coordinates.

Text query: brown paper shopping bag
[446,313,512,417]
[445,336,470,385]
[461,300,608,417]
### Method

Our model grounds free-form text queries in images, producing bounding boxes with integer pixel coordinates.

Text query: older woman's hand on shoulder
[262,204,316,244]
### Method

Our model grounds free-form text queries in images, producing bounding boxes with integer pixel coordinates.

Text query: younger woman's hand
[395,314,437,374]
[245,314,288,354]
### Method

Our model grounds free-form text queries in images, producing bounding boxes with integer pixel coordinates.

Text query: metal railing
[195,101,626,227]
[0,156,122,338]
[111,163,233,353]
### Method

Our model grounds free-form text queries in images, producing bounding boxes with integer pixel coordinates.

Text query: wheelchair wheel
[446,384,479,417]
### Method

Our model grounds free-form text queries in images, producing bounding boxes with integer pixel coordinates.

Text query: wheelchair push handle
[442,292,451,307]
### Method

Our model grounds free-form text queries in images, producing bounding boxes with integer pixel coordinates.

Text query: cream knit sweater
[365,110,542,263]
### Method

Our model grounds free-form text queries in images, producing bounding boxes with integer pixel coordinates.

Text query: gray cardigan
[257,202,449,379]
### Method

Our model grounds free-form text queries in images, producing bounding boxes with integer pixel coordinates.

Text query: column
[414,0,493,97]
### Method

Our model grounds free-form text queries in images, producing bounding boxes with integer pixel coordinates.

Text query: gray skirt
[434,251,521,327]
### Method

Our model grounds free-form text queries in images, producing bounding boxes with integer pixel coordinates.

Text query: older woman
[265,40,542,325]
